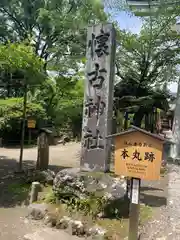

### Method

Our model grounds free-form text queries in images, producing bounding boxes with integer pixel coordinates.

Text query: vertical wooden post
[19,83,27,171]
[128,178,141,240]
[28,128,32,145]
[81,23,116,172]
[36,130,50,170]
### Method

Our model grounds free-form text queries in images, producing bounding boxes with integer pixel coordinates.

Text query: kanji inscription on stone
[81,24,116,171]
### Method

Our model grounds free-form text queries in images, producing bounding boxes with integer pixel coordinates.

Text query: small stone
[88,225,106,236]
[27,203,49,220]
[56,216,71,229]
[97,212,104,218]
[68,220,85,236]
[44,213,57,227]
[24,219,29,224]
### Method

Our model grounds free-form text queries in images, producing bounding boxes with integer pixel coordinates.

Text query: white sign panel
[131,179,140,204]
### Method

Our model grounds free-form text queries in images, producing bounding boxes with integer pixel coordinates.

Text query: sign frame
[27,119,36,129]
[107,126,166,240]
[108,125,165,181]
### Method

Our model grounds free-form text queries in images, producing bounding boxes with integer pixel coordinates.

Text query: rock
[44,213,57,227]
[19,169,55,185]
[56,216,71,229]
[97,212,105,218]
[58,136,70,145]
[88,225,106,237]
[68,220,85,236]
[41,170,55,185]
[27,203,49,220]
[53,168,87,199]
[53,168,126,201]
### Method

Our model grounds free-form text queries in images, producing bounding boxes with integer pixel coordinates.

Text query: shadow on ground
[141,186,164,192]
[0,156,70,208]
[140,176,168,208]
[140,193,167,207]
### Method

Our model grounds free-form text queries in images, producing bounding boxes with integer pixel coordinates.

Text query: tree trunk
[133,108,145,127]
[19,83,27,171]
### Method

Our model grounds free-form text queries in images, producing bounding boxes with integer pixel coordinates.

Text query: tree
[0,0,107,71]
[0,42,46,170]
[0,98,47,144]
[0,42,45,84]
[114,8,180,128]
[28,75,84,137]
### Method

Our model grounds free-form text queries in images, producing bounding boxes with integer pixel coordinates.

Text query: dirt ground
[0,143,82,240]
[0,142,81,170]
[0,143,179,239]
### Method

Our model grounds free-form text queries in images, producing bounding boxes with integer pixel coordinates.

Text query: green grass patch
[8,182,31,195]
[7,182,31,203]
[139,204,153,224]
[43,188,56,204]
[37,185,57,204]
[160,166,168,176]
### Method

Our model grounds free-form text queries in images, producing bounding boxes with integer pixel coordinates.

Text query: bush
[0,98,47,144]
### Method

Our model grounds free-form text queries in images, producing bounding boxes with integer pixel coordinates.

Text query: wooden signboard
[28,119,36,128]
[109,126,165,181]
[108,126,165,240]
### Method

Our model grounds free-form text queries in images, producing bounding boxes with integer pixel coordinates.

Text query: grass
[7,182,31,203]
[41,185,56,204]
[160,166,168,177]
[97,203,152,240]
[8,182,31,195]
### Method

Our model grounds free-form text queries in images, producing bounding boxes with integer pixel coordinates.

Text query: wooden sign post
[107,125,165,240]
[27,119,36,145]
[81,23,116,172]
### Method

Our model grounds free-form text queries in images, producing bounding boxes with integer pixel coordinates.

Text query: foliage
[64,193,108,218]
[0,98,47,143]
[0,42,45,82]
[0,98,46,127]
[0,42,45,100]
[28,76,84,135]
[43,188,57,204]
[0,0,107,71]
[8,182,31,196]
[114,6,180,127]
[7,182,31,203]
[0,0,107,138]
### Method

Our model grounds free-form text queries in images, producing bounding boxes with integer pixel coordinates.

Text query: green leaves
[0,0,107,72]
[0,97,47,132]
[0,42,45,85]
[116,7,180,86]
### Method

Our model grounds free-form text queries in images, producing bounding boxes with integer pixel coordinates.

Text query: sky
[112,10,178,93]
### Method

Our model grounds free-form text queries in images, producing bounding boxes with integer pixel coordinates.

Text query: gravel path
[0,142,81,169]
[141,163,180,240]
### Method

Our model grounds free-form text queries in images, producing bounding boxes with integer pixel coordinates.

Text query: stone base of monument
[53,168,126,203]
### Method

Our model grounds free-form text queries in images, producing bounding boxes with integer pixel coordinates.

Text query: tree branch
[0,7,25,34]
